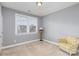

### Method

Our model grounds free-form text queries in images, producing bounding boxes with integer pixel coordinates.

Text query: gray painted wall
[38,17,43,28]
[0,4,3,48]
[43,4,79,43]
[2,3,79,46]
[2,7,42,47]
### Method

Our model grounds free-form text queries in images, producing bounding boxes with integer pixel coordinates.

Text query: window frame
[15,13,38,35]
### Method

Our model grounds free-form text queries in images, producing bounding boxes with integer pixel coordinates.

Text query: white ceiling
[1,2,78,16]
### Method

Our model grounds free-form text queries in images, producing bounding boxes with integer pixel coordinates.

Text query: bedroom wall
[2,7,42,47]
[43,3,79,43]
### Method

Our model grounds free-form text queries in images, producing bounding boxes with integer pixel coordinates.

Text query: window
[15,13,38,35]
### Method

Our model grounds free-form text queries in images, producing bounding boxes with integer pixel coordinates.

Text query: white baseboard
[2,39,39,49]
[1,39,58,49]
[44,39,58,46]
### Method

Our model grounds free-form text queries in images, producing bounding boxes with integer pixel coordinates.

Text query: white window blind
[15,13,38,35]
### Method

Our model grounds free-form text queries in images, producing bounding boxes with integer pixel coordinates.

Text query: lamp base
[40,40,43,41]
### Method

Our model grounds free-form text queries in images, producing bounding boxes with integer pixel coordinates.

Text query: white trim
[44,39,58,46]
[1,39,58,49]
[2,39,39,49]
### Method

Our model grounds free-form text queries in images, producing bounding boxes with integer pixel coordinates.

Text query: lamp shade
[39,27,43,31]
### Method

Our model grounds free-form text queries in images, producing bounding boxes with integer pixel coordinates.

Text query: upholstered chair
[59,36,79,55]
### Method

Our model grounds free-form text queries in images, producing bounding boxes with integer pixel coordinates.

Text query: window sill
[16,32,38,36]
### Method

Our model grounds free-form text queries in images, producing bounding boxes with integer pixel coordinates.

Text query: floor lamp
[39,27,43,41]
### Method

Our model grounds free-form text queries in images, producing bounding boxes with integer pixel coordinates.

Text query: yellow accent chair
[58,36,79,55]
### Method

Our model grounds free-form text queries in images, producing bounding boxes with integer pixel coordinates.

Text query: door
[0,5,2,54]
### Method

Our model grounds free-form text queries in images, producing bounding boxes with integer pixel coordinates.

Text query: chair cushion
[59,43,73,50]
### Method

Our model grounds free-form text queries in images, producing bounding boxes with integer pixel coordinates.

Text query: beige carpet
[1,41,70,56]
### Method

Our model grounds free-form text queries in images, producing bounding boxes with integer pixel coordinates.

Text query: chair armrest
[59,39,67,43]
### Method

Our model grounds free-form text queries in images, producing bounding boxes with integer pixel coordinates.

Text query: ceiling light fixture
[36,2,42,7]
